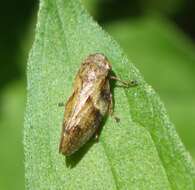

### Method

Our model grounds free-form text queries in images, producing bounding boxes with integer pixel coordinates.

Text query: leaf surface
[105,17,195,159]
[24,1,195,189]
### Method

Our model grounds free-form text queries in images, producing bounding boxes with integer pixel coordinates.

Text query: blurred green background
[0,0,195,189]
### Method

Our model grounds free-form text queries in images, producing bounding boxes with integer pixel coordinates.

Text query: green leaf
[105,16,195,159]
[24,0,195,189]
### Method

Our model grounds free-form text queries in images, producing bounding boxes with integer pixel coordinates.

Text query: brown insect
[59,53,137,156]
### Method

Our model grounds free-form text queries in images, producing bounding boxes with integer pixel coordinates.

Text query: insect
[59,53,137,156]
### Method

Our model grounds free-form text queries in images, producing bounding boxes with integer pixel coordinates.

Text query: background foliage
[0,0,195,189]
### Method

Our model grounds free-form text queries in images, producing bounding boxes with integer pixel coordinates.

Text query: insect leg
[108,93,120,123]
[110,76,138,88]
[94,110,103,141]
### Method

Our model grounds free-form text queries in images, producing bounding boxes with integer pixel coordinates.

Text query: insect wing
[59,96,102,155]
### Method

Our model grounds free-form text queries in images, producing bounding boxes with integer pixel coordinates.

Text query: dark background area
[0,0,195,89]
[0,0,194,189]
[0,0,37,91]
[0,0,195,91]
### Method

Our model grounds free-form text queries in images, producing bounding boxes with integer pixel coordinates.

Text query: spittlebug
[59,53,137,156]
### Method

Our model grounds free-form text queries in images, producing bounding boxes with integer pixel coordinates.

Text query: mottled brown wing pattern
[59,53,119,156]
[62,90,78,124]
[59,53,137,156]
[59,96,102,155]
